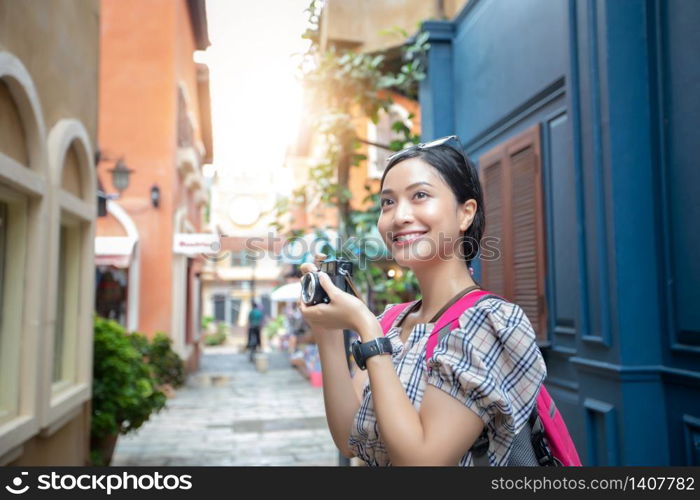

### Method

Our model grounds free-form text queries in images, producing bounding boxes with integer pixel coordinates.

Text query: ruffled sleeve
[426,297,547,465]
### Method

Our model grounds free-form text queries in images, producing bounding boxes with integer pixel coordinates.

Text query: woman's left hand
[299,271,372,333]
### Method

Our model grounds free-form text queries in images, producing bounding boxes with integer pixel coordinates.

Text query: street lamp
[150,184,161,208]
[108,158,133,196]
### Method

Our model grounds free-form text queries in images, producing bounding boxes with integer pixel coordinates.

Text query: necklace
[397,285,481,327]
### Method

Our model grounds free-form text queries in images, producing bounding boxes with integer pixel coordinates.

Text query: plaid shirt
[348,297,546,466]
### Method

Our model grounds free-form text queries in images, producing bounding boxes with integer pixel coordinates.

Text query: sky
[198,0,312,184]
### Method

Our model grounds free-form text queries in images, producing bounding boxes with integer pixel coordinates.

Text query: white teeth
[394,232,426,242]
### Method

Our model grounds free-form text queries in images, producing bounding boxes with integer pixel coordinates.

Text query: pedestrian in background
[247,300,263,361]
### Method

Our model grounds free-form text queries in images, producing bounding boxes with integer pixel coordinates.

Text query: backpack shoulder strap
[379,302,416,335]
[425,291,502,361]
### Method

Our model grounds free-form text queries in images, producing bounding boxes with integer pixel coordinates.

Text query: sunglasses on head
[386,135,466,164]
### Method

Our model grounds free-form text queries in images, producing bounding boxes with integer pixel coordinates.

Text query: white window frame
[0,187,28,426]
[42,119,96,436]
[0,51,49,459]
[52,215,83,393]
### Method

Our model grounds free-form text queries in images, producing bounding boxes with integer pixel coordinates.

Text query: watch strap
[353,337,392,370]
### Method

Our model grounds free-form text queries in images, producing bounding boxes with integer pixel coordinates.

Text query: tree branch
[357,137,393,151]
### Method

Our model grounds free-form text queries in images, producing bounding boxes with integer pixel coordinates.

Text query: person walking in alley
[247,300,264,361]
[298,136,548,466]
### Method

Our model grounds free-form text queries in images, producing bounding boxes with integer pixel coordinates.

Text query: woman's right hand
[299,253,341,339]
[299,252,325,336]
[299,252,327,277]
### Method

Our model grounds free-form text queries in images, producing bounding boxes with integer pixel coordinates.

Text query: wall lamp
[150,184,161,208]
[108,158,133,196]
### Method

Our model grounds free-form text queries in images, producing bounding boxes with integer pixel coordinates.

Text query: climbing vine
[271,0,430,307]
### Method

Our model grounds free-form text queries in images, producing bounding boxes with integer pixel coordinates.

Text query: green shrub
[203,322,228,346]
[217,322,228,336]
[91,317,166,461]
[127,331,150,358]
[203,330,226,346]
[148,333,186,388]
[126,331,185,389]
[264,315,285,340]
[201,315,214,330]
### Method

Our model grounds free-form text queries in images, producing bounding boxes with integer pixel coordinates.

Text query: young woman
[299,136,546,466]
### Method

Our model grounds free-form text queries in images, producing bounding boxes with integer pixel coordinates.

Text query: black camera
[301,259,357,306]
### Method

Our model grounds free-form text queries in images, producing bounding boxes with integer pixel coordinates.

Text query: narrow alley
[112,345,338,466]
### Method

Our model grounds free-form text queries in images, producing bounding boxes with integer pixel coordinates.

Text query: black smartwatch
[351,337,393,370]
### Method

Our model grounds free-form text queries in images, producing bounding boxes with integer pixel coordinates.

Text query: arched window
[44,119,96,431]
[0,51,49,453]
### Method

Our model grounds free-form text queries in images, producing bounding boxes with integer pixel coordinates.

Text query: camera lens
[300,272,330,305]
[301,272,317,305]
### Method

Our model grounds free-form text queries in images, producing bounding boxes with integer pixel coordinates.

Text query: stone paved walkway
[112,346,339,466]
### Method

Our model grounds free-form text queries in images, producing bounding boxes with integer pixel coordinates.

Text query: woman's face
[377,157,475,269]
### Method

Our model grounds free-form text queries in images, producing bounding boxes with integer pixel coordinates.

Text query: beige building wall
[320,0,469,53]
[444,0,470,19]
[9,406,92,467]
[0,0,99,466]
[0,1,99,140]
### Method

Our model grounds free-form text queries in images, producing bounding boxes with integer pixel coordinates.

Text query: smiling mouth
[392,231,428,244]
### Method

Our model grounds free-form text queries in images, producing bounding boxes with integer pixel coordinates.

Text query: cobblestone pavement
[112,345,340,466]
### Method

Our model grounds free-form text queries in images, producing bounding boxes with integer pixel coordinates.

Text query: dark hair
[380,146,485,268]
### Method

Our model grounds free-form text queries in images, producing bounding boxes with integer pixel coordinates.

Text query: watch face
[351,340,365,369]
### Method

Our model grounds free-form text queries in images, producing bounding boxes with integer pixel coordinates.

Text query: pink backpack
[379,290,582,466]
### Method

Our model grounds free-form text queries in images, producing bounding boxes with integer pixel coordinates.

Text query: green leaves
[366,267,421,308]
[148,332,186,388]
[267,2,432,310]
[370,55,385,68]
[204,329,227,346]
[352,153,368,166]
[264,315,286,340]
[91,317,171,444]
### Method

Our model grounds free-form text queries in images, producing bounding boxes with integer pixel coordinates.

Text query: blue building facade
[419,0,700,465]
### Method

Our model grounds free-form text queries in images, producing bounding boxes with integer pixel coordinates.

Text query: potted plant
[201,315,216,334]
[129,331,185,397]
[90,317,167,466]
[203,322,228,346]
